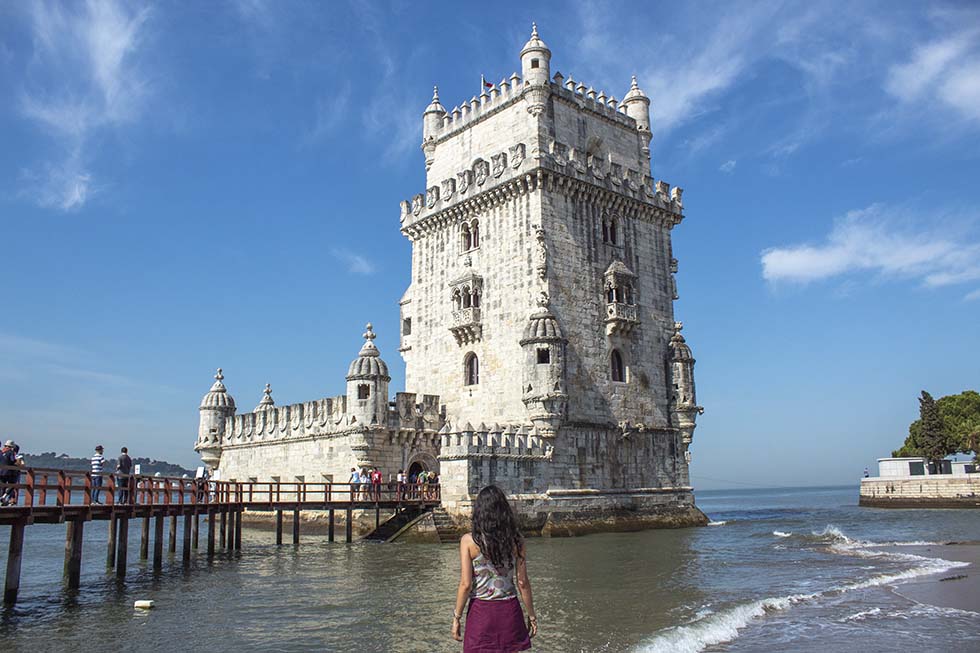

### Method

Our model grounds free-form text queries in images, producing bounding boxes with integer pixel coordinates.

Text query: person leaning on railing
[115,447,133,504]
[0,440,21,506]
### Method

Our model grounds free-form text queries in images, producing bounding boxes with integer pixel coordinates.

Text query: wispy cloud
[17,1,151,211]
[761,204,980,289]
[964,289,980,302]
[331,248,375,276]
[303,84,352,145]
[719,160,737,174]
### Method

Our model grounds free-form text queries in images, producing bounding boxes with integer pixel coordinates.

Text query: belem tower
[194,25,707,534]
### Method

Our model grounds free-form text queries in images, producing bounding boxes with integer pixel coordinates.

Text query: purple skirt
[464,597,531,653]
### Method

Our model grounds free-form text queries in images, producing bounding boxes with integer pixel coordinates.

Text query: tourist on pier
[91,445,105,504]
[428,472,439,500]
[397,469,406,500]
[1,440,20,506]
[371,468,383,501]
[349,467,361,501]
[416,470,428,500]
[451,485,536,650]
[116,447,133,504]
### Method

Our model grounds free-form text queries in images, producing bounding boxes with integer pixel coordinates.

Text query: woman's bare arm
[452,533,475,641]
[515,542,537,636]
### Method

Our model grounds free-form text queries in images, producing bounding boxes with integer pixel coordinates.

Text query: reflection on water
[0,487,978,652]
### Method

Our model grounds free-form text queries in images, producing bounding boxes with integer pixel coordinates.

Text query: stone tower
[399,25,705,531]
[346,324,391,427]
[196,369,236,469]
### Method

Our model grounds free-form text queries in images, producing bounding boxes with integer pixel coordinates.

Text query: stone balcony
[450,307,482,345]
[605,302,638,335]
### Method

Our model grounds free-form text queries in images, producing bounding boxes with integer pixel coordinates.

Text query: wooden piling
[140,516,150,560]
[219,510,227,549]
[116,516,129,579]
[182,513,192,564]
[4,520,26,605]
[192,513,199,549]
[234,509,242,550]
[64,520,84,590]
[275,509,283,545]
[375,505,380,530]
[169,515,177,553]
[106,514,117,569]
[292,508,300,545]
[153,513,164,571]
[328,509,335,542]
[345,508,353,543]
[207,510,216,556]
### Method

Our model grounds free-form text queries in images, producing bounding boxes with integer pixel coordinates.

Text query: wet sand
[887,542,980,613]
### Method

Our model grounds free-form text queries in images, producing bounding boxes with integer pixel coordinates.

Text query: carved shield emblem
[457,170,472,194]
[411,193,423,216]
[441,177,456,200]
[510,143,526,168]
[474,159,489,186]
[491,152,507,178]
[426,185,440,208]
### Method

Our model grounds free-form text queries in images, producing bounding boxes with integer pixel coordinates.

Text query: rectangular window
[531,59,539,69]
[402,317,412,335]
[358,384,370,399]
[536,348,551,364]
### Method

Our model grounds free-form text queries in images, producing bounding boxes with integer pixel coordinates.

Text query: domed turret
[520,292,567,437]
[669,322,702,462]
[520,23,551,115]
[421,86,446,170]
[254,383,274,412]
[196,368,236,470]
[346,323,391,426]
[621,76,652,164]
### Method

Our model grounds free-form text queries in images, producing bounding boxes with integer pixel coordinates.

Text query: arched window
[624,284,633,305]
[606,283,615,303]
[601,220,609,243]
[461,223,472,251]
[471,220,480,248]
[462,286,472,308]
[464,353,480,386]
[611,350,625,383]
[452,289,462,311]
[609,219,618,245]
[472,288,481,308]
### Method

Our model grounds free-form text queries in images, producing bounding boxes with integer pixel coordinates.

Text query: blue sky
[1,1,979,489]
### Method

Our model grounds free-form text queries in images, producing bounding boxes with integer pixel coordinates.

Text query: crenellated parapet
[437,423,554,461]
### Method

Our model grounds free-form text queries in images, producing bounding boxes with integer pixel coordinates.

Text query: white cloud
[304,85,352,144]
[964,289,980,302]
[331,249,375,276]
[719,160,737,173]
[18,1,151,211]
[885,29,980,123]
[761,204,980,288]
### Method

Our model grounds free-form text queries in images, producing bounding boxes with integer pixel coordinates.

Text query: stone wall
[859,476,980,508]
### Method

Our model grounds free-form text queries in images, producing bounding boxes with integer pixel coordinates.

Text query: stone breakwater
[860,476,980,508]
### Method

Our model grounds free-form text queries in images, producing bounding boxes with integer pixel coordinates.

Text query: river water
[1,485,978,652]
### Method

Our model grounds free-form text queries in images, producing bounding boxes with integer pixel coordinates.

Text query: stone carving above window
[474,158,490,186]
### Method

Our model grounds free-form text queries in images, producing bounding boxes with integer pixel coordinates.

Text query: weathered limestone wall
[859,476,980,508]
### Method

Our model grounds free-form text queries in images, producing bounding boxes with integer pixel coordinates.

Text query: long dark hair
[471,485,523,570]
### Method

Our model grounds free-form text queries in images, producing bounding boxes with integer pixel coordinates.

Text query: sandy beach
[887,542,980,613]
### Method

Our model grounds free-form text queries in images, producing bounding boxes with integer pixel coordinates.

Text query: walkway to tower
[0,465,440,605]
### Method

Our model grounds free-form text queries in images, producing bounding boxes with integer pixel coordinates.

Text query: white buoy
[134,600,155,609]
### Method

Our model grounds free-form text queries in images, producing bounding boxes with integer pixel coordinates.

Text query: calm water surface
[1,485,979,652]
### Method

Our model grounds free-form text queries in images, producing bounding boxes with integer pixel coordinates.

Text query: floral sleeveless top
[471,551,518,601]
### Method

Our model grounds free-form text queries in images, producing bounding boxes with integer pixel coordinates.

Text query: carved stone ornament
[551,142,567,167]
[534,226,547,279]
[411,193,424,216]
[441,177,456,200]
[426,185,440,209]
[474,159,490,186]
[510,143,526,168]
[457,169,472,194]
[492,152,507,178]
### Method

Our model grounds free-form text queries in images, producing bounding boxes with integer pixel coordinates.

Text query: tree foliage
[893,390,980,462]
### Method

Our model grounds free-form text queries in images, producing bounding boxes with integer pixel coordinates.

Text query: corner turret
[520,23,551,115]
[254,383,274,412]
[421,86,446,170]
[622,76,652,164]
[669,323,703,463]
[520,293,568,436]
[196,368,236,469]
[346,323,391,426]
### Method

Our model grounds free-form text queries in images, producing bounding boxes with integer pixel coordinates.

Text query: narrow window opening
[537,348,551,364]
[471,220,480,248]
[357,384,370,399]
[472,290,481,308]
[610,219,618,244]
[402,317,412,335]
[611,350,625,383]
[462,287,472,309]
[602,220,609,243]
[464,353,480,386]
[531,59,540,69]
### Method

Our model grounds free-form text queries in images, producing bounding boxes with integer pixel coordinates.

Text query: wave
[706,520,727,526]
[773,531,792,538]
[635,526,969,653]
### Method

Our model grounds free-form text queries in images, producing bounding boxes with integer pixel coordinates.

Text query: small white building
[874,457,978,478]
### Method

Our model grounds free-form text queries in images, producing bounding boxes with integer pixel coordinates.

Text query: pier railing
[0,464,440,515]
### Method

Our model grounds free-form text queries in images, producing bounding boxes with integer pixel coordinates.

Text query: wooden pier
[0,466,440,605]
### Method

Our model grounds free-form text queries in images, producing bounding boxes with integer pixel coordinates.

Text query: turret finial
[432,86,439,101]
[631,75,639,89]
[215,368,223,381]
[531,22,538,38]
[363,323,376,342]
[674,321,683,333]
[264,383,272,395]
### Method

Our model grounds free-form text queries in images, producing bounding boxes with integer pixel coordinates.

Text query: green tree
[893,390,980,462]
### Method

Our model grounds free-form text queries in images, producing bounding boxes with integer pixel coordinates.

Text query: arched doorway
[408,461,425,478]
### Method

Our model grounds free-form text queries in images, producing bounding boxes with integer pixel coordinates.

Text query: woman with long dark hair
[451,485,537,651]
